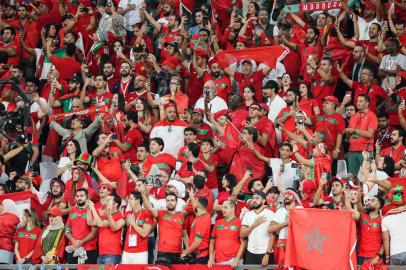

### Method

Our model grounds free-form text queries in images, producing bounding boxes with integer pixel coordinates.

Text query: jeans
[97,254,121,264]
[157,251,181,264]
[391,252,406,265]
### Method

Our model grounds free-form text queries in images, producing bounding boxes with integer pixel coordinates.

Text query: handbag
[45,229,63,264]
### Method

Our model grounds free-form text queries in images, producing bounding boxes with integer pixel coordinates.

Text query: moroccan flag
[180,0,194,14]
[116,170,135,199]
[0,191,44,220]
[285,208,357,270]
[216,46,289,69]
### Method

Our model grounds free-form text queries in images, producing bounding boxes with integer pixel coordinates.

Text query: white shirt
[118,0,143,31]
[271,206,303,240]
[150,121,186,158]
[267,95,286,123]
[57,156,73,183]
[194,96,228,126]
[241,208,275,254]
[269,159,299,190]
[357,17,382,41]
[31,97,51,129]
[262,62,286,85]
[379,53,406,90]
[382,211,406,256]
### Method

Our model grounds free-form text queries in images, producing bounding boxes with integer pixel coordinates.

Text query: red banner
[78,265,231,270]
[0,191,43,219]
[216,46,289,69]
[285,208,357,270]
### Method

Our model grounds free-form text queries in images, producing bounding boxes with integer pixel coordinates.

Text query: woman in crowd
[0,199,20,264]
[33,208,66,264]
[135,98,154,138]
[299,81,320,116]
[213,173,238,220]
[14,209,42,264]
[243,85,256,109]
[56,139,81,183]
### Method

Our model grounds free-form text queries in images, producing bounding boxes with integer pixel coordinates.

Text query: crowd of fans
[0,0,405,268]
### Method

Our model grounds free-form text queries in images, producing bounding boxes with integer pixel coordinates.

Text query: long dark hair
[299,81,313,99]
[66,139,81,159]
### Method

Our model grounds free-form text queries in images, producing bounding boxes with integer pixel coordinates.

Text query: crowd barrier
[1,265,406,270]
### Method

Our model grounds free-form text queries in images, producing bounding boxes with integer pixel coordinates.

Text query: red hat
[196,48,208,58]
[193,108,205,115]
[48,207,62,217]
[164,100,177,110]
[259,103,270,113]
[39,0,53,10]
[162,56,178,69]
[330,176,345,186]
[398,71,406,80]
[364,1,375,10]
[237,36,249,46]
[213,109,229,121]
[208,56,218,68]
[323,96,339,105]
[302,179,316,197]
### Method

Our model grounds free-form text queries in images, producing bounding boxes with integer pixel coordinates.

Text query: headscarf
[111,14,126,37]
[1,199,19,217]
[42,216,64,239]
[284,189,303,207]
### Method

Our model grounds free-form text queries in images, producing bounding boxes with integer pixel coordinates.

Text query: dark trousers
[67,249,98,264]
[245,250,275,265]
[157,251,181,264]
[193,255,209,264]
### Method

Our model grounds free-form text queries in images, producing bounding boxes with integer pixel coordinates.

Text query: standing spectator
[190,108,213,142]
[176,143,205,184]
[65,188,98,264]
[14,209,41,264]
[376,112,394,149]
[378,39,406,90]
[382,186,406,265]
[181,196,211,264]
[142,191,186,264]
[262,80,286,123]
[346,94,378,175]
[0,199,20,264]
[241,191,275,266]
[122,191,154,264]
[56,139,81,183]
[208,200,246,268]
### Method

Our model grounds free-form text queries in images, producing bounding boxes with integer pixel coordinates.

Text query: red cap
[164,100,177,110]
[162,56,178,69]
[259,103,270,113]
[323,96,339,105]
[196,48,208,58]
[39,0,53,10]
[302,179,316,196]
[364,1,375,9]
[330,176,345,186]
[213,109,229,121]
[193,108,205,115]
[48,207,62,217]
[208,56,218,68]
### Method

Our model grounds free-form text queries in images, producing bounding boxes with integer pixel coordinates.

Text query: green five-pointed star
[305,227,328,253]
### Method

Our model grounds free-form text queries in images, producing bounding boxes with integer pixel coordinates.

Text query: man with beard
[375,112,393,149]
[15,175,32,192]
[241,191,275,266]
[126,75,148,111]
[305,57,335,107]
[48,75,81,112]
[142,191,187,264]
[188,9,206,36]
[112,111,143,163]
[349,46,375,82]
[65,188,98,264]
[209,200,246,268]
[314,176,345,209]
[102,61,119,91]
[269,189,303,268]
[42,178,65,220]
[0,26,20,66]
[376,129,405,176]
[352,193,385,265]
[190,109,213,142]
[112,62,133,98]
[150,100,189,157]
[202,58,232,102]
[143,11,181,48]
[2,3,18,27]
[378,39,406,90]
[182,196,211,264]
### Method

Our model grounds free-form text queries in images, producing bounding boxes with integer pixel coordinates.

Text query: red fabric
[32,228,66,263]
[156,210,185,253]
[98,211,123,255]
[285,208,357,270]
[189,212,211,258]
[14,227,42,261]
[116,169,135,199]
[234,70,265,101]
[358,213,382,258]
[211,217,241,262]
[96,147,124,182]
[66,206,97,251]
[312,113,346,151]
[0,191,44,219]
[49,56,81,81]
[123,209,154,253]
[199,152,219,189]
[78,265,231,270]
[122,126,143,163]
[0,213,19,251]
[348,110,378,152]
[352,81,387,114]
[255,116,278,158]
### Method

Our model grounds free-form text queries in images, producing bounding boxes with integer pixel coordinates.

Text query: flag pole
[226,118,250,145]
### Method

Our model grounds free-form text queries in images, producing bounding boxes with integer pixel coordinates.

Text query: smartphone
[81,7,88,12]
[402,99,405,107]
[154,94,160,100]
[291,163,298,168]
[246,165,253,177]
[321,172,327,179]
[346,90,352,97]
[111,134,118,140]
[187,162,193,171]
[337,59,342,66]
[205,90,210,99]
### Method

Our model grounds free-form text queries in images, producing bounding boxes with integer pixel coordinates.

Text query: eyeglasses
[52,185,61,189]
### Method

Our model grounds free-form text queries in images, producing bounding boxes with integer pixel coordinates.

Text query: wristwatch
[265,252,271,255]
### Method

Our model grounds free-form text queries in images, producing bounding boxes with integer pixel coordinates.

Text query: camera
[296,119,304,126]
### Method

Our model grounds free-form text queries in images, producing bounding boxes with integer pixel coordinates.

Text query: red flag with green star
[285,208,357,270]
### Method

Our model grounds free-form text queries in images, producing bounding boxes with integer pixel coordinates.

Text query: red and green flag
[285,208,357,270]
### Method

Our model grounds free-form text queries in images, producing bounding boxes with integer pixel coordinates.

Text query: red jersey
[276,106,312,142]
[255,116,278,158]
[123,209,154,253]
[211,217,241,262]
[307,72,336,107]
[14,227,41,259]
[376,127,394,149]
[312,113,346,151]
[189,212,211,258]
[96,147,124,182]
[0,42,20,66]
[156,210,185,253]
[348,110,378,152]
[177,145,188,164]
[195,123,213,142]
[66,207,97,251]
[143,153,177,173]
[177,159,206,179]
[186,65,205,106]
[199,152,219,190]
[234,70,265,101]
[98,211,124,255]
[358,213,382,258]
[88,91,113,108]
[123,126,143,162]
[352,81,387,114]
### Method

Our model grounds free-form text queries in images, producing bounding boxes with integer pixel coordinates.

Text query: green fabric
[42,228,64,255]
[347,152,373,175]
